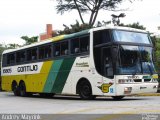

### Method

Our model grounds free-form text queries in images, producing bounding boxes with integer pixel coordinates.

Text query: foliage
[55,0,135,26]
[7,44,21,49]
[58,20,92,34]
[154,38,160,74]
[0,44,8,69]
[111,13,126,26]
[21,36,38,45]
[119,22,146,30]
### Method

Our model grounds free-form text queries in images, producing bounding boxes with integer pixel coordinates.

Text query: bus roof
[3,26,148,54]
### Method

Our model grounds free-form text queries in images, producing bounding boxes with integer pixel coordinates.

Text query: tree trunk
[73,0,85,24]
[89,11,95,26]
[91,10,99,26]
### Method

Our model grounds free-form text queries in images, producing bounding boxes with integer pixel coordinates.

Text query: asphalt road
[0,92,160,120]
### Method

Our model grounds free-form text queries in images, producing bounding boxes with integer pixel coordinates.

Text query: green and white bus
[1,26,158,100]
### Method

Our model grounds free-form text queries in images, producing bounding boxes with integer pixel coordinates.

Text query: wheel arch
[76,77,92,94]
[19,80,25,85]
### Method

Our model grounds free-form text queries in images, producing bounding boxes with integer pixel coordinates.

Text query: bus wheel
[112,96,124,100]
[78,80,95,100]
[19,82,27,97]
[12,81,19,96]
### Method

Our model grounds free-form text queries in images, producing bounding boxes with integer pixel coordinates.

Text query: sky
[0,0,160,45]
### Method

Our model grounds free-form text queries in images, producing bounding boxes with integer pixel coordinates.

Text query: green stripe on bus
[43,60,63,93]
[51,58,75,93]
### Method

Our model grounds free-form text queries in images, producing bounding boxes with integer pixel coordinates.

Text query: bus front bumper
[115,83,158,96]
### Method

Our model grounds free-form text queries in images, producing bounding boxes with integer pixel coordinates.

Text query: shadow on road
[4,92,149,102]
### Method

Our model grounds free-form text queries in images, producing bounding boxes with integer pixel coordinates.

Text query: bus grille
[134,79,142,82]
[144,79,151,82]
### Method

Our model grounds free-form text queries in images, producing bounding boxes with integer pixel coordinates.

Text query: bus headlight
[124,87,132,94]
[152,79,158,83]
[118,79,134,84]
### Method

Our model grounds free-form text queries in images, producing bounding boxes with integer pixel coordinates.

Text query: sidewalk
[138,93,160,96]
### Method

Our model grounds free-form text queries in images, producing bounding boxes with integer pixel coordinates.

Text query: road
[0,92,160,120]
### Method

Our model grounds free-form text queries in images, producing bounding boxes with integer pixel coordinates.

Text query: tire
[112,96,124,100]
[78,80,95,100]
[19,82,27,97]
[12,82,20,96]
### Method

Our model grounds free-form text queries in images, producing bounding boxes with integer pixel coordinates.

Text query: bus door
[101,47,114,79]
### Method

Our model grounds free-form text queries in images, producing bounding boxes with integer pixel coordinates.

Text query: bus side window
[16,51,25,63]
[94,30,111,45]
[27,48,37,61]
[80,36,89,53]
[54,43,60,57]
[71,38,80,54]
[39,47,45,59]
[45,45,51,58]
[27,50,32,61]
[7,53,15,65]
[32,48,37,60]
[61,41,68,56]
[2,54,7,67]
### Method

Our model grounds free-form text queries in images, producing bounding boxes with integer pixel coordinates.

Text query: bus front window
[140,47,156,74]
[116,45,156,75]
[117,45,141,75]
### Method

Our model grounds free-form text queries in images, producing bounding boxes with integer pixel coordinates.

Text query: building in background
[39,24,56,41]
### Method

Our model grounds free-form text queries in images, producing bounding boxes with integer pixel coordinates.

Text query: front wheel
[78,80,95,100]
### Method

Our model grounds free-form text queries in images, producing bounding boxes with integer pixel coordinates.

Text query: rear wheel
[12,82,19,96]
[78,80,95,100]
[19,82,27,97]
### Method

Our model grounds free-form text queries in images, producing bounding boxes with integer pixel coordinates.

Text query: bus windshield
[113,30,151,44]
[116,45,156,75]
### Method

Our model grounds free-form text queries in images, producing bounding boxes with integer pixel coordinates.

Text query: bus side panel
[1,76,15,91]
[43,60,63,93]
[25,61,53,92]
[1,61,53,93]
[62,57,104,95]
[50,58,76,94]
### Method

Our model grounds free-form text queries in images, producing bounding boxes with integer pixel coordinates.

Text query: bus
[1,26,158,100]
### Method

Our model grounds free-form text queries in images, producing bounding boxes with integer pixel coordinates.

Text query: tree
[21,36,38,45]
[119,22,146,30]
[55,0,135,27]
[111,13,126,26]
[58,20,92,34]
[7,44,21,49]
[0,44,8,69]
[154,38,160,73]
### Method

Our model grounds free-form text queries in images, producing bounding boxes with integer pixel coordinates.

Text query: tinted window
[94,30,111,45]
[80,36,89,52]
[7,53,15,65]
[71,38,80,54]
[54,43,60,57]
[16,51,25,63]
[71,36,89,54]
[27,48,37,61]
[39,45,51,59]
[61,41,69,56]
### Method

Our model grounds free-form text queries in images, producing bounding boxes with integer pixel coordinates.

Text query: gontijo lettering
[17,65,38,72]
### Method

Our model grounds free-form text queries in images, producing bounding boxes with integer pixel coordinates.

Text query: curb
[137,93,160,96]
